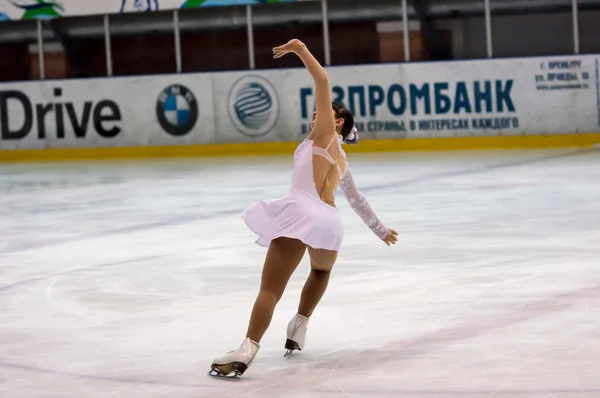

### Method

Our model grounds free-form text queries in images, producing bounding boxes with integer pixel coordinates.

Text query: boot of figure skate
[209,337,260,379]
[284,313,309,357]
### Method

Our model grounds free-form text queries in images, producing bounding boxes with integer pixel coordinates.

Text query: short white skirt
[241,188,344,252]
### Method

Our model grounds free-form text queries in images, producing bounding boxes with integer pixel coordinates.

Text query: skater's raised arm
[272,39,334,139]
[340,168,398,246]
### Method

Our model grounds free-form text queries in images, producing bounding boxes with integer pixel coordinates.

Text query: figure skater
[209,38,398,379]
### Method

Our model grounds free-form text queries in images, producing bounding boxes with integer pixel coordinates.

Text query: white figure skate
[209,337,260,379]
[284,313,309,358]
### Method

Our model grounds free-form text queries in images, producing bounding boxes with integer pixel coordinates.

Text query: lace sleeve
[339,167,389,240]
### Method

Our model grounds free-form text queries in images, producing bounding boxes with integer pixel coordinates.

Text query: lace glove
[340,167,390,240]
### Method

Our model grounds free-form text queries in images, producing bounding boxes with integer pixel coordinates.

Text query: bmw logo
[227,75,279,138]
[156,84,198,137]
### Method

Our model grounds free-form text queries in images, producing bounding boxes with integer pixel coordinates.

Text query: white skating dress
[241,134,389,251]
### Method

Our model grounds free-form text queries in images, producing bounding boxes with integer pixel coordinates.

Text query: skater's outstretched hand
[272,39,306,59]
[382,228,398,246]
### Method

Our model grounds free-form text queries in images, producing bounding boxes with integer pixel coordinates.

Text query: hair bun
[344,126,359,145]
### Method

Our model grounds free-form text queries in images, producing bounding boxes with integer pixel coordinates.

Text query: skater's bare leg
[285,248,337,354]
[210,237,306,377]
[246,237,307,343]
[298,247,337,317]
[298,269,330,317]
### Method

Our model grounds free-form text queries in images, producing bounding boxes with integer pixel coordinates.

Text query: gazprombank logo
[156,84,198,137]
[227,74,279,138]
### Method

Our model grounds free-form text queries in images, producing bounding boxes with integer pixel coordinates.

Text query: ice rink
[1,147,599,398]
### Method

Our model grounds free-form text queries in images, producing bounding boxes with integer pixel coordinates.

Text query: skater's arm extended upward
[340,169,398,245]
[272,39,334,139]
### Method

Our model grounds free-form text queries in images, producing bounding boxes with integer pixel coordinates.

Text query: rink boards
[1,54,600,161]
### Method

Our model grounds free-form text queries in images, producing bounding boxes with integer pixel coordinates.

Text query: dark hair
[331,101,354,141]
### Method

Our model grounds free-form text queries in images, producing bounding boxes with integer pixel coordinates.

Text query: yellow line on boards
[1,133,600,162]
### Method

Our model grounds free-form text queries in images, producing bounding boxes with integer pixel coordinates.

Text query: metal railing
[31,0,583,80]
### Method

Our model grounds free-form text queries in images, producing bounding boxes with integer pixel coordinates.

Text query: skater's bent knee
[310,269,330,279]
[310,259,336,272]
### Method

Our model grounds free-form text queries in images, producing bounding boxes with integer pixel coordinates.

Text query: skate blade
[208,362,248,380]
[208,368,241,380]
[284,339,300,358]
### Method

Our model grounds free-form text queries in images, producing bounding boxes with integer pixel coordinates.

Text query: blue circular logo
[156,84,198,137]
[227,75,279,137]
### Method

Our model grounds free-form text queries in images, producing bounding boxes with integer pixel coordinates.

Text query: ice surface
[1,148,599,398]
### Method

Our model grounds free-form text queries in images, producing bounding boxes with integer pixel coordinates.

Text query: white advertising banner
[214,55,600,143]
[212,69,313,144]
[0,74,215,150]
[1,54,599,150]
